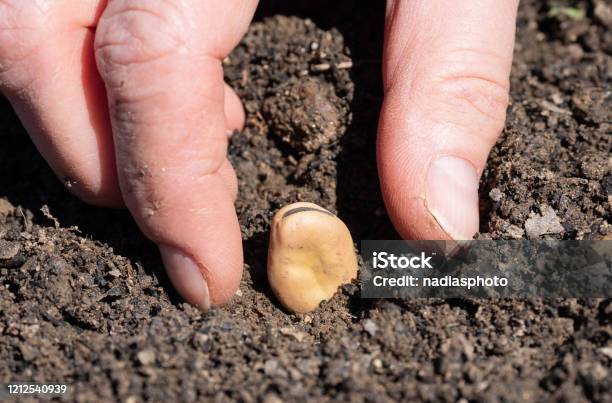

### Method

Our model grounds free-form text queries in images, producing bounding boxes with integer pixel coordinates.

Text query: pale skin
[0,0,519,309]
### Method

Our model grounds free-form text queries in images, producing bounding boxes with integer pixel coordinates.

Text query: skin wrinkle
[120,155,228,211]
[427,51,510,125]
[140,161,233,188]
[108,107,227,155]
[114,133,227,168]
[108,91,168,113]
[384,66,508,145]
[425,90,507,144]
[124,150,227,177]
[384,75,506,158]
[95,39,187,68]
[97,2,208,61]
[437,74,510,103]
[102,0,189,33]
[100,0,185,32]
[98,56,222,104]
[95,32,184,75]
[104,6,174,25]
[442,100,506,150]
[193,170,224,183]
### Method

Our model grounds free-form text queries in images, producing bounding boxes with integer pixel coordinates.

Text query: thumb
[378,0,519,241]
[95,0,257,309]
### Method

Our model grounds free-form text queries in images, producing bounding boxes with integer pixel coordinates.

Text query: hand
[0,0,258,310]
[378,0,519,240]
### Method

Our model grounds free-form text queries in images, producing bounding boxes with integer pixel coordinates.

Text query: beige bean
[267,202,358,313]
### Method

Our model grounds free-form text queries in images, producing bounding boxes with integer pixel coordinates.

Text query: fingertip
[424,156,480,240]
[153,184,243,309]
[160,244,210,311]
[62,172,124,208]
[198,222,244,307]
[379,152,480,241]
[160,238,243,310]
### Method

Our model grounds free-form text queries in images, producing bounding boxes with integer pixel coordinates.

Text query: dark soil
[0,0,610,402]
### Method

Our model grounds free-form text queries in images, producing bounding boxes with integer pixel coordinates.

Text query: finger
[0,1,122,206]
[94,0,257,308]
[224,82,244,134]
[378,0,519,240]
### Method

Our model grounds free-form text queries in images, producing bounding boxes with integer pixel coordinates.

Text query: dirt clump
[263,77,345,153]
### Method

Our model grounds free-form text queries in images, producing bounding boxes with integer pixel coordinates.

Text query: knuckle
[439,75,509,130]
[94,1,191,77]
[419,73,509,149]
[428,47,511,133]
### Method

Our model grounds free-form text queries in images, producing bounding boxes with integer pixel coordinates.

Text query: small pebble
[363,319,378,336]
[137,350,156,366]
[524,205,564,239]
[489,188,504,202]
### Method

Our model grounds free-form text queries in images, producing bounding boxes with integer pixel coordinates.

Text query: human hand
[378,0,519,241]
[0,0,258,310]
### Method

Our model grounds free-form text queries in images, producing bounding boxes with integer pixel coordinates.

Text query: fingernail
[225,129,235,138]
[159,245,210,312]
[425,156,480,240]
